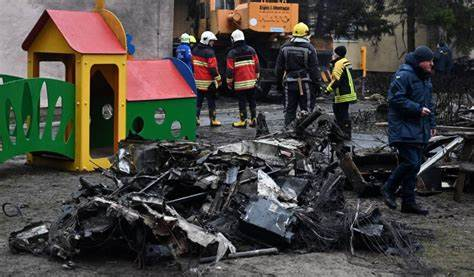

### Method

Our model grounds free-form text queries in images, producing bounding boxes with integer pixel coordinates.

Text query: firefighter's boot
[248,108,257,128]
[233,113,247,128]
[247,118,257,128]
[209,110,221,127]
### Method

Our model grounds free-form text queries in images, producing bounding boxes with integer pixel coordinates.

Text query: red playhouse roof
[127,60,196,101]
[22,9,126,54]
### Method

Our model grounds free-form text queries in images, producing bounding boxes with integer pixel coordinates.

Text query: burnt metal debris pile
[8,111,425,270]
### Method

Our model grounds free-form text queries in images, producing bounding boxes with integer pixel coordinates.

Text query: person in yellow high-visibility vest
[325,46,357,139]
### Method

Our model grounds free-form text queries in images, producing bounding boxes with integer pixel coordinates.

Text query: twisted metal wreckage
[8,110,427,271]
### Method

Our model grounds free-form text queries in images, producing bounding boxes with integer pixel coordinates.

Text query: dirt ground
[1,99,473,276]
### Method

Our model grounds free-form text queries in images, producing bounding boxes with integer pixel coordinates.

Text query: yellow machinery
[197,0,299,97]
[199,0,298,35]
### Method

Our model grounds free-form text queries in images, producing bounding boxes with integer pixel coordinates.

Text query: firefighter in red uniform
[226,29,260,128]
[192,31,222,127]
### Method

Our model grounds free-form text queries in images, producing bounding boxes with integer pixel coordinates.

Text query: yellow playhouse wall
[75,54,127,171]
[25,17,127,171]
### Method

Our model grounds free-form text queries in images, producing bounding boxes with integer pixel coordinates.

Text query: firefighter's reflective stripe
[195,80,213,90]
[195,80,213,86]
[335,92,357,103]
[235,60,255,67]
[234,79,258,90]
[195,76,220,85]
[193,60,208,67]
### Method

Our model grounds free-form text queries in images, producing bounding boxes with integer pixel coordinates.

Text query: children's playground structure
[0,0,196,171]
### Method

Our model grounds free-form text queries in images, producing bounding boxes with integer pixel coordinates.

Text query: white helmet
[200,31,217,45]
[231,29,245,43]
[180,33,190,43]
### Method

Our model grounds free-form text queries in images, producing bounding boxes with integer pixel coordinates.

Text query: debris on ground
[8,110,428,272]
[364,93,386,104]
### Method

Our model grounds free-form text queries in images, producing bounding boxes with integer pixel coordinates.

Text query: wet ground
[1,97,473,276]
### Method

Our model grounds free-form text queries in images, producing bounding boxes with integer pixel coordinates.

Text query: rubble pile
[8,111,424,269]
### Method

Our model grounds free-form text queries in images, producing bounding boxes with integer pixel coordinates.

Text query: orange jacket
[192,43,221,91]
[226,41,260,91]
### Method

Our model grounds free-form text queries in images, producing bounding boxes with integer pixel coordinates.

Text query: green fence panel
[0,74,24,84]
[127,98,196,141]
[0,78,75,163]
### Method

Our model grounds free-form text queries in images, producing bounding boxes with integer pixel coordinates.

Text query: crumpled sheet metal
[127,193,165,206]
[47,194,235,263]
[141,203,236,262]
[257,170,297,206]
[219,138,306,166]
[240,198,296,244]
[9,222,50,255]
[94,197,141,223]
[168,207,236,263]
[195,175,220,190]
[103,194,236,262]
[118,148,131,174]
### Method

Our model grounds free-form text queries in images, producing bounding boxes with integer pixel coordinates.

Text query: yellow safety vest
[328,58,357,104]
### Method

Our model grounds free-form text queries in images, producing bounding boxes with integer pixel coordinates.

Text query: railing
[0,78,75,163]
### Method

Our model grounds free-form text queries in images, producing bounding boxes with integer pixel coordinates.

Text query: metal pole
[166,192,208,205]
[360,46,367,98]
[199,248,279,263]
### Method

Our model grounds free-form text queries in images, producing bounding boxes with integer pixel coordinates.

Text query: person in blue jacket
[176,33,193,73]
[433,41,453,75]
[381,45,436,216]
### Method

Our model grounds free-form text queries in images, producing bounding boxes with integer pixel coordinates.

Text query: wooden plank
[339,152,368,194]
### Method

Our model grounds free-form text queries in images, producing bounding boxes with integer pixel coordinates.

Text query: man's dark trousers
[237,88,257,119]
[284,83,311,126]
[196,89,216,118]
[384,143,424,204]
[332,102,350,126]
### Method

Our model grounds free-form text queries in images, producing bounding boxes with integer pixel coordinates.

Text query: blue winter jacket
[433,45,453,74]
[176,43,193,73]
[387,53,436,146]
